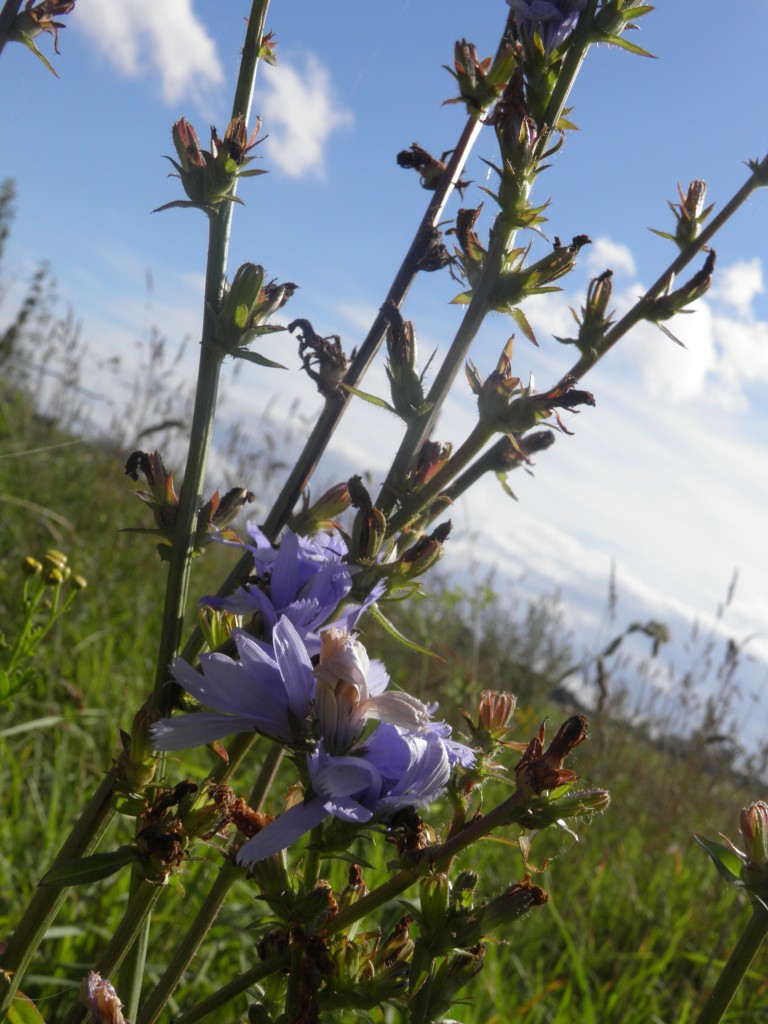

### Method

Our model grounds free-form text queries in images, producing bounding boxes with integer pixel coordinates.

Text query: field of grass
[2,365,767,1023]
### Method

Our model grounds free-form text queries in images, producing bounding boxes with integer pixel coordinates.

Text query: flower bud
[740,802,768,893]
[21,556,43,576]
[479,878,548,936]
[479,690,517,735]
[218,263,265,348]
[349,475,387,560]
[338,863,368,912]
[444,39,517,113]
[393,521,452,580]
[122,699,159,790]
[450,870,479,911]
[419,873,450,936]
[44,549,68,571]
[289,482,351,536]
[383,303,428,421]
[157,116,265,217]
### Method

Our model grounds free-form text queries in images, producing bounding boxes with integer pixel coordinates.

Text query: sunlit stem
[152,0,272,717]
[565,153,768,382]
[135,745,283,1024]
[694,902,768,1024]
[386,419,494,536]
[180,114,486,656]
[374,14,595,521]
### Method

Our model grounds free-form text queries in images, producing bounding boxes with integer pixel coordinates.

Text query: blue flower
[237,724,452,864]
[507,0,587,56]
[205,524,382,654]
[150,616,315,749]
[427,717,476,769]
[313,627,432,753]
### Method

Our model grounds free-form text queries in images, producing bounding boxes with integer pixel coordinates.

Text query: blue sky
[3,2,768,736]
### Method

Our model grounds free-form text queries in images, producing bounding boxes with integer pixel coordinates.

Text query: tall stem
[152,0,272,716]
[694,902,768,1024]
[194,114,484,628]
[374,13,594,522]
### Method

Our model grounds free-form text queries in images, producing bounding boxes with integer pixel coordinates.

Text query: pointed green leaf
[509,306,539,347]
[339,384,398,414]
[591,31,655,57]
[495,471,518,500]
[231,349,287,369]
[13,30,58,77]
[693,833,745,886]
[649,228,677,243]
[41,847,139,888]
[368,604,443,660]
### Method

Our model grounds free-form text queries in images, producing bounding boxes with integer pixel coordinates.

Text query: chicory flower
[314,627,432,753]
[205,525,381,653]
[150,616,315,750]
[238,724,452,864]
[507,0,587,57]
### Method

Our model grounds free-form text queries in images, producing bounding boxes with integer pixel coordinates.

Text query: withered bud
[230,797,274,839]
[412,439,452,487]
[480,878,548,936]
[515,715,588,795]
[80,971,126,1024]
[396,143,448,191]
[290,318,348,397]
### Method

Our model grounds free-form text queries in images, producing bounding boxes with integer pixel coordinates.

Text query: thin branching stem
[565,153,768,383]
[374,9,595,522]
[181,113,485,651]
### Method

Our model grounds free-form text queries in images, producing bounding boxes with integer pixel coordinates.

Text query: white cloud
[711,257,764,317]
[260,55,353,179]
[585,236,636,279]
[77,0,224,106]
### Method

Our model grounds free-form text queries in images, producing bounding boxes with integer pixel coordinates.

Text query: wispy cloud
[76,0,224,107]
[585,236,636,279]
[260,55,353,179]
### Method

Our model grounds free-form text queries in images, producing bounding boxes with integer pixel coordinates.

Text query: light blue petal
[150,712,256,750]
[237,798,329,863]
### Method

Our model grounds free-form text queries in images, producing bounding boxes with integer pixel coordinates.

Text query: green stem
[694,902,768,1024]
[119,877,152,1023]
[283,943,304,1023]
[0,0,22,57]
[565,153,768,383]
[302,826,324,891]
[172,953,287,1024]
[0,769,118,1020]
[62,884,166,1024]
[386,420,493,536]
[135,745,284,1024]
[152,0,272,716]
